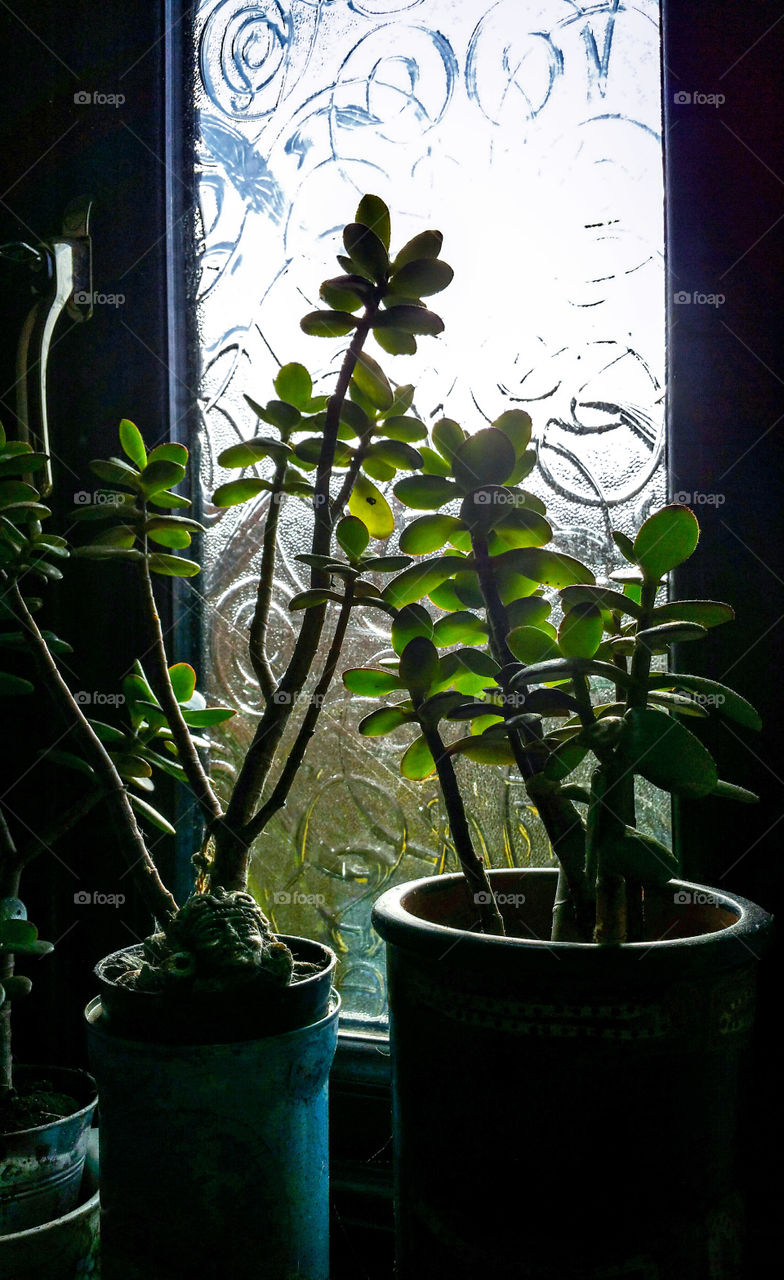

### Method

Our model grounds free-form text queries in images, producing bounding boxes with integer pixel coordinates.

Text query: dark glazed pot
[372,868,772,1280]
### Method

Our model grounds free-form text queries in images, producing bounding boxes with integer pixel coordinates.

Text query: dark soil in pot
[373,868,773,1280]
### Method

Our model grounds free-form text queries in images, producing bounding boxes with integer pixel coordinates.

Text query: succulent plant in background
[344,407,762,944]
[0,195,464,1013]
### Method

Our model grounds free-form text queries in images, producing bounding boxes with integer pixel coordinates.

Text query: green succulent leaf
[355,194,391,249]
[633,505,700,581]
[300,310,358,338]
[431,418,465,464]
[180,706,235,727]
[507,625,560,665]
[348,473,394,539]
[167,663,197,703]
[88,460,140,491]
[399,636,440,699]
[0,452,49,478]
[274,362,313,409]
[218,439,291,468]
[140,459,187,497]
[343,220,389,282]
[343,667,404,696]
[392,230,443,272]
[289,589,337,610]
[635,621,708,649]
[0,672,35,696]
[649,600,734,629]
[448,733,516,765]
[358,705,413,736]
[374,328,418,356]
[337,515,370,561]
[366,440,423,471]
[492,410,533,456]
[559,584,642,619]
[353,351,394,410]
[380,415,427,443]
[212,478,270,508]
[147,553,200,577]
[612,529,637,563]
[389,258,453,297]
[558,603,604,660]
[400,734,436,781]
[494,547,594,589]
[129,793,176,836]
[361,555,412,574]
[399,514,464,555]
[391,603,434,655]
[710,779,759,804]
[432,610,489,647]
[451,429,517,492]
[604,828,679,886]
[646,674,761,731]
[506,596,551,629]
[375,306,444,336]
[118,419,147,470]
[394,475,459,510]
[383,556,461,609]
[621,707,718,797]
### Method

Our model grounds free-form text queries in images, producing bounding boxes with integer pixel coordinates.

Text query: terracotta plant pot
[373,868,772,1280]
[86,935,339,1280]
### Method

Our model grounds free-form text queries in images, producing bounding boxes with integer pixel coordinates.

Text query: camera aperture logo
[74,90,125,108]
[74,889,125,908]
[673,91,725,108]
[74,691,125,707]
[475,890,526,908]
[273,890,326,906]
[73,489,124,507]
[73,290,125,309]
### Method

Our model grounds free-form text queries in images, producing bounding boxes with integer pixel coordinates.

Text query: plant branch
[213,311,376,887]
[139,546,223,825]
[248,454,288,703]
[243,583,356,846]
[420,719,505,936]
[11,584,178,924]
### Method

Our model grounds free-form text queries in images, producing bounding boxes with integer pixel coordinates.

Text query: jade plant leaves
[394,475,459,509]
[119,419,147,470]
[558,603,604,660]
[391,604,434,655]
[355,194,391,249]
[633,504,700,581]
[348,474,394,539]
[399,515,464,554]
[400,734,436,780]
[399,636,440,699]
[620,707,718,797]
[336,516,370,561]
[451,429,516,492]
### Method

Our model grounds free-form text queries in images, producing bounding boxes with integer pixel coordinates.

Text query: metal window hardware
[10,196,93,495]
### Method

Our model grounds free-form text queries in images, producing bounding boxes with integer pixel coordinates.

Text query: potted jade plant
[0,196,456,1279]
[0,425,99,1278]
[345,420,772,1278]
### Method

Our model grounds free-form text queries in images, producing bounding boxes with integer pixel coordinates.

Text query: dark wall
[0,0,192,1066]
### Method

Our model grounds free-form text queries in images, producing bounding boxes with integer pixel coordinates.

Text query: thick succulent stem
[420,719,505,936]
[472,530,594,939]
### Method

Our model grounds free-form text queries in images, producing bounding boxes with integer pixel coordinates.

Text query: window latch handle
[14,196,93,495]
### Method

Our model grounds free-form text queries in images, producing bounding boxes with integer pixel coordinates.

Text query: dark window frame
[1,3,780,1273]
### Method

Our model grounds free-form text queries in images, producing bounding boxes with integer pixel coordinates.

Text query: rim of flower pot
[372,868,772,980]
[85,987,341,1052]
[90,934,338,1044]
[1,1066,97,1140]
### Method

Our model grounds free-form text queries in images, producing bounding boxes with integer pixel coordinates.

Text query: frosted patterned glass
[192,0,665,1024]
